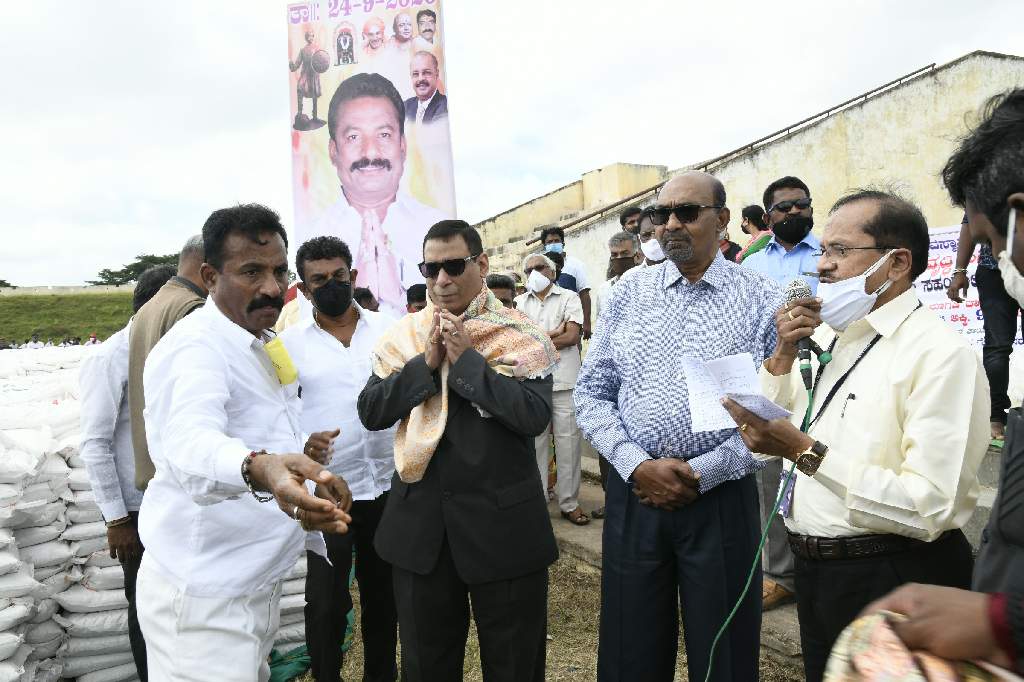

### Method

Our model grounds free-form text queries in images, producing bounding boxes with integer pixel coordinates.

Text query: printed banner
[286,0,454,317]
[913,225,1021,349]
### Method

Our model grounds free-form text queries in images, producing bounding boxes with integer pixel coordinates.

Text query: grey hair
[522,253,556,273]
[608,231,638,252]
[179,234,204,267]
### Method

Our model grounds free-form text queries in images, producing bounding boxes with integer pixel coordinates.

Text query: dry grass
[299,556,799,681]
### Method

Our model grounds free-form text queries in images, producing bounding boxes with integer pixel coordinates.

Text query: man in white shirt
[136,204,354,682]
[412,8,438,54]
[593,231,641,328]
[316,72,448,319]
[515,253,588,525]
[24,334,43,349]
[79,264,175,681]
[539,226,592,339]
[723,189,988,682]
[279,236,400,682]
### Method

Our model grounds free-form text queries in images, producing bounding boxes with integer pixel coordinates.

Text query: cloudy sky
[2,1,1022,286]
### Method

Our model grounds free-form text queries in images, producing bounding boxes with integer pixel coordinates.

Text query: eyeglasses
[417,254,481,278]
[812,244,897,260]
[524,264,552,275]
[768,197,813,213]
[645,204,723,226]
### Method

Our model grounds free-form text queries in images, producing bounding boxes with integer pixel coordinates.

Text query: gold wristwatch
[795,441,829,476]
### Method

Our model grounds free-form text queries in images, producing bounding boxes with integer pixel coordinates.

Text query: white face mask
[818,250,894,331]
[998,208,1024,306]
[641,238,666,262]
[526,268,551,293]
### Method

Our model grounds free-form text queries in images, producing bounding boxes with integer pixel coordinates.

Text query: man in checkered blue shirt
[575,171,784,681]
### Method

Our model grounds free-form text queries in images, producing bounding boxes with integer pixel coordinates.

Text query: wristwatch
[795,441,829,476]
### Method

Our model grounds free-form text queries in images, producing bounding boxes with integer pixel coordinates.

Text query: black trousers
[392,536,548,682]
[794,529,974,682]
[976,264,1021,424]
[123,512,147,682]
[598,455,610,490]
[305,494,398,682]
[598,470,762,682]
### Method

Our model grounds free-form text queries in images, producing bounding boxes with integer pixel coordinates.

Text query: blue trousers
[598,469,762,682]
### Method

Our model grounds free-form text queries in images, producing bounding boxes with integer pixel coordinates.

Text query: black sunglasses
[768,197,812,213]
[417,254,481,279]
[647,204,723,226]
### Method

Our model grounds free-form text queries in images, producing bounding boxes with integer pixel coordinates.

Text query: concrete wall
[711,52,1024,244]
[475,162,667,255]
[0,285,135,297]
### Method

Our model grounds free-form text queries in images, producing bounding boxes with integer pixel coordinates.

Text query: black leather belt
[787,530,952,561]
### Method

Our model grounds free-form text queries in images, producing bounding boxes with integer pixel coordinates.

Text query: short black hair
[741,205,768,230]
[295,235,353,282]
[485,274,515,291]
[829,189,930,281]
[539,226,565,244]
[353,287,375,306]
[327,72,405,141]
[133,264,176,313]
[763,176,811,212]
[618,206,642,226]
[406,283,427,305]
[422,219,483,256]
[202,204,288,272]
[942,88,1024,235]
[416,9,436,24]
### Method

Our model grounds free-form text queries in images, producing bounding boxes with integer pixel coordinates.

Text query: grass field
[0,292,133,344]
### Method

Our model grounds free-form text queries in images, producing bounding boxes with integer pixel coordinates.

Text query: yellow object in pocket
[264,337,298,385]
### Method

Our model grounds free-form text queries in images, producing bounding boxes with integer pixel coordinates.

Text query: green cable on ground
[702,390,813,682]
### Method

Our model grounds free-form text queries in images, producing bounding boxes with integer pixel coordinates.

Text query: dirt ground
[299,556,799,681]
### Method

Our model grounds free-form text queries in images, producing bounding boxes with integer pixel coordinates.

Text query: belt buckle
[807,536,820,561]
[818,538,841,560]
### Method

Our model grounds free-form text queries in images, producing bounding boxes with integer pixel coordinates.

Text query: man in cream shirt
[723,189,988,682]
[137,204,353,682]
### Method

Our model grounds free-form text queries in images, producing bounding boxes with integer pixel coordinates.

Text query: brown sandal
[561,508,590,526]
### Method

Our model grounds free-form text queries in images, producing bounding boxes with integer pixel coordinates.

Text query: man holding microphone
[723,189,989,682]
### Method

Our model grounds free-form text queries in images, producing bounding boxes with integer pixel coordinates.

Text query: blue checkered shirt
[575,253,784,492]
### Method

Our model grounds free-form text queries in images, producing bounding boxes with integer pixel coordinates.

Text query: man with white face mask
[515,253,588,525]
[721,189,989,682]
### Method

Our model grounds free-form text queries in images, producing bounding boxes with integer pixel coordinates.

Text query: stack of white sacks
[1,347,312,679]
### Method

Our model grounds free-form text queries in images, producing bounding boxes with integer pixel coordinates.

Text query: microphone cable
[702,389,814,682]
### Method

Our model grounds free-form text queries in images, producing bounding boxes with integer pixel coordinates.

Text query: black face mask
[311,279,353,317]
[608,256,636,278]
[772,215,814,245]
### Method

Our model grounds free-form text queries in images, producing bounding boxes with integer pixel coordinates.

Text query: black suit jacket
[358,349,558,585]
[404,92,448,125]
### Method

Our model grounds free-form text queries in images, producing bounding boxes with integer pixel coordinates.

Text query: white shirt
[79,322,144,521]
[313,191,447,318]
[558,254,591,292]
[25,341,43,349]
[760,288,989,541]
[514,285,583,391]
[139,300,323,597]
[279,304,397,501]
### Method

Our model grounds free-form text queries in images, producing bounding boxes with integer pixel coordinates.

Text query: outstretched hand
[248,453,353,534]
[720,398,813,462]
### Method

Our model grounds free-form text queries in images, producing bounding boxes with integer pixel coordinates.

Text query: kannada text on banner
[287,0,455,318]
[913,224,1022,349]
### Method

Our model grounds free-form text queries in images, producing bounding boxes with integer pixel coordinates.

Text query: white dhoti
[137,557,283,682]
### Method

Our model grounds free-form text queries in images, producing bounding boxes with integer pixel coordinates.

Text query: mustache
[350,157,392,173]
[247,295,284,313]
[415,80,431,89]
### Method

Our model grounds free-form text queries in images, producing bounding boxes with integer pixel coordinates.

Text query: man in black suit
[404,51,448,125]
[358,220,558,682]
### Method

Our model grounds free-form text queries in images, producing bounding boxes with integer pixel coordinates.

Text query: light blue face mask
[544,243,564,255]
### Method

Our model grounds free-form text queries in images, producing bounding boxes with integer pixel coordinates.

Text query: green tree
[88,254,178,286]
[0,279,13,288]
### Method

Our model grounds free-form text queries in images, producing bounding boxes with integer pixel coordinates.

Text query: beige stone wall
[712,53,1024,244]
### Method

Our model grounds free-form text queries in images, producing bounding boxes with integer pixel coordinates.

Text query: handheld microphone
[783,278,815,390]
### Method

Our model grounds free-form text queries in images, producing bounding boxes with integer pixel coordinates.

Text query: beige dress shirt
[514,285,584,391]
[760,287,989,541]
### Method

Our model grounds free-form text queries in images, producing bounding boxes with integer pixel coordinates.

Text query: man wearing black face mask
[743,175,821,295]
[741,175,821,612]
[279,235,401,682]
